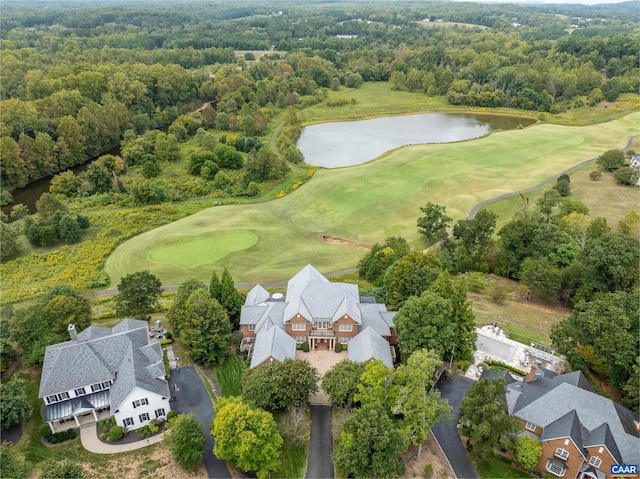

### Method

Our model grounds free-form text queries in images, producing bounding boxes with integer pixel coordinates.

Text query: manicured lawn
[105,112,639,286]
[476,457,534,479]
[216,354,246,397]
[148,231,257,269]
[272,441,307,479]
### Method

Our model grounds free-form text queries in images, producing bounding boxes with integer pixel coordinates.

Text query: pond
[297,113,533,168]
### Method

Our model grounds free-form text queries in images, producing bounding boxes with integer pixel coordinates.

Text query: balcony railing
[309,331,335,338]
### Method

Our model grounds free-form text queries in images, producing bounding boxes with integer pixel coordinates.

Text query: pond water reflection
[297,113,532,168]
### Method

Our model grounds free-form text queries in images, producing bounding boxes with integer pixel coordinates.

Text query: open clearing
[105,112,638,286]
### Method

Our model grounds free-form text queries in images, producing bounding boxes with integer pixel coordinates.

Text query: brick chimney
[68,323,78,341]
[526,361,538,383]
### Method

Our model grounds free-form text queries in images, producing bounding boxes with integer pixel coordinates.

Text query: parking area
[295,349,348,404]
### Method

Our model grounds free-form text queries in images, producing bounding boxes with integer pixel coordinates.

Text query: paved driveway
[433,375,477,479]
[170,366,230,479]
[306,405,334,479]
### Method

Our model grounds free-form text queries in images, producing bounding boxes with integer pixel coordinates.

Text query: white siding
[113,387,170,430]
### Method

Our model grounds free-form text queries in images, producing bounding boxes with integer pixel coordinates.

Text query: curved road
[468,133,639,219]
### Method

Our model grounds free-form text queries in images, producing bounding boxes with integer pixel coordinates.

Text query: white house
[39,319,170,433]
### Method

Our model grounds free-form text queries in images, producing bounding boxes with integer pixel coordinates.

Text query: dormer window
[316,322,328,330]
[248,325,255,332]
[74,387,86,396]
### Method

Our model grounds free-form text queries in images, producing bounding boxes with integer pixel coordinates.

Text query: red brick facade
[538,437,585,478]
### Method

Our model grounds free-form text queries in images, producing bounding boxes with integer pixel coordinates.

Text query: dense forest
[1,0,638,191]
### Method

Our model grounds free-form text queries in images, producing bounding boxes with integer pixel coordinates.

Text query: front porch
[308,331,336,351]
[45,390,111,433]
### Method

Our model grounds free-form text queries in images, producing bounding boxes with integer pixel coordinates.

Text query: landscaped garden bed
[97,416,170,445]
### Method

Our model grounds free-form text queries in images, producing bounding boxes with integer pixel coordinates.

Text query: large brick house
[240,264,397,368]
[483,365,639,478]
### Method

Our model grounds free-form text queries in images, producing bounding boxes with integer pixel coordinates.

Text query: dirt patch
[319,233,370,250]
[402,433,455,479]
[87,442,208,479]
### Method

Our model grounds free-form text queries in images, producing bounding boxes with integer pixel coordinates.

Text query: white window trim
[339,324,353,332]
[155,408,165,418]
[123,417,134,427]
[525,422,536,432]
[546,460,566,477]
[292,323,306,331]
[588,456,602,467]
[554,448,569,460]
[294,336,306,343]
[338,336,349,344]
[139,412,150,422]
[74,387,86,396]
[316,321,328,330]
[248,324,255,332]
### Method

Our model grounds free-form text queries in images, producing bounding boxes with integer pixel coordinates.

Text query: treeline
[1,0,638,191]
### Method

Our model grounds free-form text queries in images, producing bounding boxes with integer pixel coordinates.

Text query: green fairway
[148,231,257,269]
[105,112,639,286]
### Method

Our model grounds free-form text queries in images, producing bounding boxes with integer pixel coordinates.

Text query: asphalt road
[306,405,334,479]
[169,366,231,479]
[433,375,478,479]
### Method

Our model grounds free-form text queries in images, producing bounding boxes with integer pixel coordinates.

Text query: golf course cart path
[468,133,639,219]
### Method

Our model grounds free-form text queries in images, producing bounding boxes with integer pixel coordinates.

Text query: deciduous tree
[394,291,455,360]
[0,375,31,430]
[165,413,206,471]
[417,202,452,243]
[513,436,542,471]
[321,360,365,408]
[212,397,282,478]
[333,402,408,479]
[459,378,519,459]
[168,278,206,337]
[596,149,625,171]
[384,250,443,310]
[393,350,452,459]
[115,271,162,319]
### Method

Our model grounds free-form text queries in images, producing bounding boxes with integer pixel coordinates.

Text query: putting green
[105,112,639,286]
[148,231,257,269]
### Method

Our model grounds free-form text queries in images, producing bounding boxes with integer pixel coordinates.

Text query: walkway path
[80,425,165,454]
[432,376,477,479]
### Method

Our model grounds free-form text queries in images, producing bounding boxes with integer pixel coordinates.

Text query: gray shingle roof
[348,327,393,368]
[299,282,359,321]
[513,375,640,464]
[586,423,622,463]
[240,304,269,325]
[39,319,170,413]
[359,303,392,337]
[245,284,270,305]
[250,325,296,368]
[541,410,587,458]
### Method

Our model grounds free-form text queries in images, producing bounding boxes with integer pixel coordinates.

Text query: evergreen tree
[209,270,222,301]
[220,268,243,329]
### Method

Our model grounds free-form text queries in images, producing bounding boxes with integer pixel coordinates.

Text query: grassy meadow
[105,111,639,286]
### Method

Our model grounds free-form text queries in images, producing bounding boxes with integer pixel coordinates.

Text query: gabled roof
[541,410,587,458]
[245,284,270,306]
[250,325,296,368]
[240,304,269,325]
[39,319,170,412]
[359,303,392,337]
[331,293,362,324]
[348,327,393,368]
[299,282,359,321]
[585,423,622,463]
[512,372,640,464]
